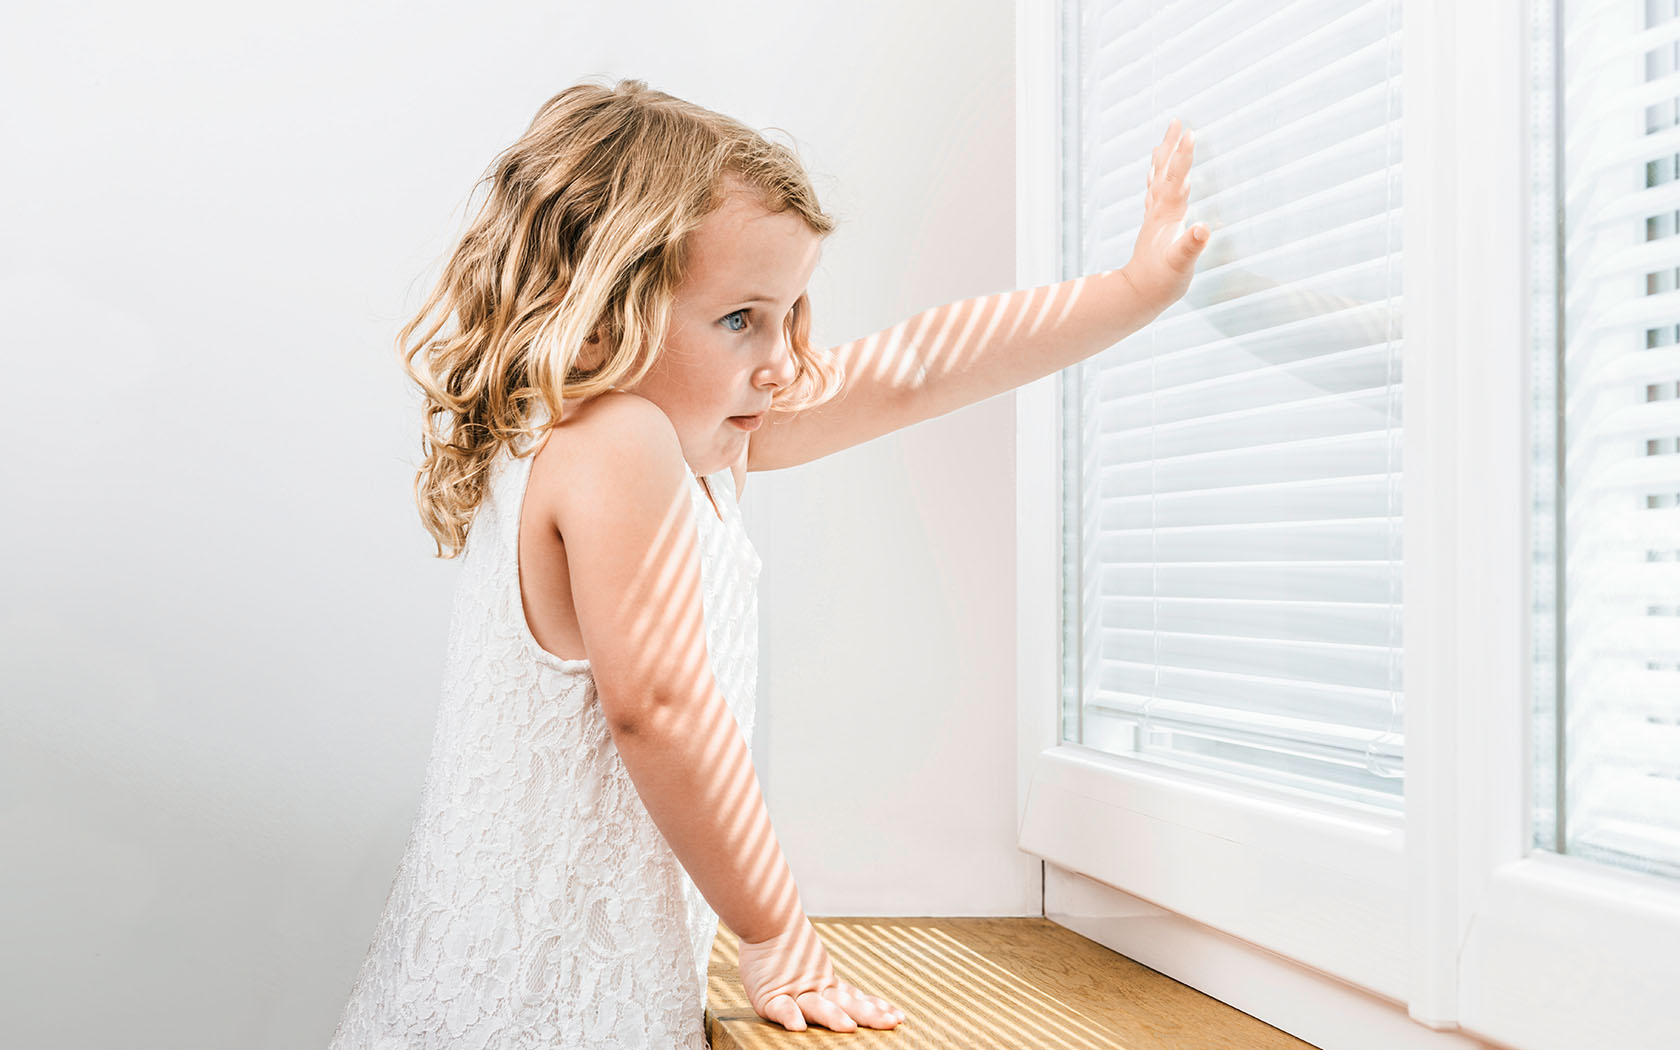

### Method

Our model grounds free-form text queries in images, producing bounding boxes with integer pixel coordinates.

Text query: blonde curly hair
[399,77,841,558]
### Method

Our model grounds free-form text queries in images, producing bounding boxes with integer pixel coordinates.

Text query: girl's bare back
[518,394,748,664]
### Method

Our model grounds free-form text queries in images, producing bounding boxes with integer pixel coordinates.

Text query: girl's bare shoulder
[525,392,670,519]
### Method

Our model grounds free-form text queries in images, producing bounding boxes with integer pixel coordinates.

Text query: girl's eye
[720,310,748,333]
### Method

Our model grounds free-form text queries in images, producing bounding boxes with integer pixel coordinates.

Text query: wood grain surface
[705,917,1320,1049]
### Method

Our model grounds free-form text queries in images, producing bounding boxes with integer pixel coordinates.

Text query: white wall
[0,2,1030,1046]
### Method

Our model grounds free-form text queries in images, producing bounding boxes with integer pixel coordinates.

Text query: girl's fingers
[1178,223,1211,263]
[829,981,904,1028]
[1153,123,1177,172]
[1159,120,1181,171]
[1172,129,1195,177]
[797,989,857,1032]
[1162,128,1194,189]
[764,992,805,1031]
[1152,118,1191,192]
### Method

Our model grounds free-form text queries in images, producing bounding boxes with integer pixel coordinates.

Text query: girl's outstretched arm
[749,118,1209,472]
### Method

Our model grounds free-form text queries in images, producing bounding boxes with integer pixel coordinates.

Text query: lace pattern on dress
[328,437,761,1050]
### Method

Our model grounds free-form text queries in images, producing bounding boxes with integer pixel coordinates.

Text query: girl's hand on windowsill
[738,914,905,1033]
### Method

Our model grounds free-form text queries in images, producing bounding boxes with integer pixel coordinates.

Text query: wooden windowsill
[706,917,1320,1049]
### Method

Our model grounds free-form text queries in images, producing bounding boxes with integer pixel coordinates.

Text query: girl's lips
[728,414,764,431]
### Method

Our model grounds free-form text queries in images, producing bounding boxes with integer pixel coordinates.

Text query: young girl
[329,77,1206,1049]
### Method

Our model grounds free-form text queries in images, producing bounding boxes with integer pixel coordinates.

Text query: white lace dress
[328,431,762,1050]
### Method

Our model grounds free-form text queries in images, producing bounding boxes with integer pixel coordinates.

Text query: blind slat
[1101,561,1394,602]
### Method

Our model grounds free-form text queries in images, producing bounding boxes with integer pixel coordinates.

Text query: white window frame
[1013,2,1680,1049]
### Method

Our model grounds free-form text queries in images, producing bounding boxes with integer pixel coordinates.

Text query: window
[1016,1,1680,1048]
[1019,0,1410,1020]
[1057,0,1406,813]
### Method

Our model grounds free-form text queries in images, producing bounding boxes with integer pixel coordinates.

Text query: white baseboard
[1044,865,1505,1050]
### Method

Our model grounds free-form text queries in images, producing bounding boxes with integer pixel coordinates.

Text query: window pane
[1061,0,1405,813]
[1537,0,1680,880]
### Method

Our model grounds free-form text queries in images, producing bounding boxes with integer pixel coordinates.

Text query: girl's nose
[760,332,797,389]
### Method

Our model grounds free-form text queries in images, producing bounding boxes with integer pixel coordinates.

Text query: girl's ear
[577,324,608,369]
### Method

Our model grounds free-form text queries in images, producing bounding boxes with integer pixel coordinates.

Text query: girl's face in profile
[625,185,822,477]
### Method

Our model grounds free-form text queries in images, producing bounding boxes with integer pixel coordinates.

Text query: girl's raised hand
[1120,116,1211,310]
[736,914,906,1033]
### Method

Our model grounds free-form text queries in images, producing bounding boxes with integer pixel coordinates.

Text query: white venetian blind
[1061,0,1405,810]
[1536,0,1680,879]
